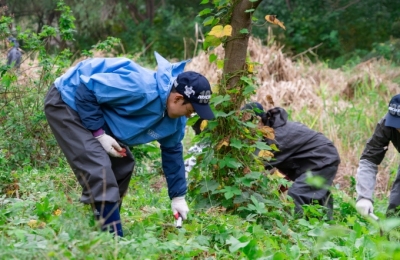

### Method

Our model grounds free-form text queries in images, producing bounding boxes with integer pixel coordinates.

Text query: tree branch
[335,0,360,11]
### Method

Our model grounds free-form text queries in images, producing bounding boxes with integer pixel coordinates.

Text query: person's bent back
[261,107,340,219]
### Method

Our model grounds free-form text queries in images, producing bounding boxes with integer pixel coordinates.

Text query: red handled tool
[174,213,183,228]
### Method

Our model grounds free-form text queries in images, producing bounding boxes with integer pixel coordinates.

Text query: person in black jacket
[260,106,340,219]
[185,102,340,219]
[355,94,400,217]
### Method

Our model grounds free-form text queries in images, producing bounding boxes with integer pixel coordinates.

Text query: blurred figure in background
[6,37,21,69]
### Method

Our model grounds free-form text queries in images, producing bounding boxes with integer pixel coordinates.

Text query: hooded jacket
[53,52,188,199]
[263,107,340,180]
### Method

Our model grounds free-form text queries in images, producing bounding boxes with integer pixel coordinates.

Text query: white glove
[171,196,189,220]
[95,133,125,157]
[356,198,373,216]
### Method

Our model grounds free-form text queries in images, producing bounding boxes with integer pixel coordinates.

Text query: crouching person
[259,106,340,219]
[355,94,400,217]
[44,52,214,237]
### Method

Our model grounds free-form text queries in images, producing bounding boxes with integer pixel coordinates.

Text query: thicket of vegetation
[1,0,400,259]
[2,0,400,66]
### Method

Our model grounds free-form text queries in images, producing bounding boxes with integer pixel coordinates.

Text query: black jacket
[263,107,340,180]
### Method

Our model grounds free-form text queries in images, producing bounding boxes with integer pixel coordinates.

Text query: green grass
[1,63,400,259]
[1,162,400,259]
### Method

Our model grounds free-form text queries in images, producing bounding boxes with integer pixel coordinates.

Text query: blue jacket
[54,52,188,198]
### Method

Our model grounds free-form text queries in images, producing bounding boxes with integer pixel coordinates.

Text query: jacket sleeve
[356,159,378,202]
[360,118,391,165]
[356,118,392,202]
[160,142,187,199]
[75,83,105,131]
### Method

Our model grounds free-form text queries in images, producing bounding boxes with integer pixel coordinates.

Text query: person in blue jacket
[44,52,214,237]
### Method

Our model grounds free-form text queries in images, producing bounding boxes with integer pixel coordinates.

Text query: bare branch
[335,0,360,11]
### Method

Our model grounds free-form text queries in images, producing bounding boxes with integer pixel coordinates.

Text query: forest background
[3,0,400,67]
[1,0,400,259]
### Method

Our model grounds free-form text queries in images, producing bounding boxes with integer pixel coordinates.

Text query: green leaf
[203,16,215,26]
[226,236,250,252]
[213,110,235,118]
[245,9,255,13]
[243,84,256,95]
[229,138,244,149]
[243,239,263,259]
[240,28,249,34]
[305,172,326,189]
[203,35,222,49]
[270,143,279,151]
[225,157,242,169]
[200,180,220,193]
[199,8,212,16]
[216,59,224,69]
[200,0,209,4]
[272,252,288,260]
[381,218,400,232]
[209,53,217,63]
[253,142,272,150]
[212,94,231,106]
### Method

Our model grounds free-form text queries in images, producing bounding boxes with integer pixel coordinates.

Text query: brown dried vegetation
[186,37,400,197]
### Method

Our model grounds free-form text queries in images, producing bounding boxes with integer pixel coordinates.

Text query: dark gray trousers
[287,165,338,219]
[44,85,135,204]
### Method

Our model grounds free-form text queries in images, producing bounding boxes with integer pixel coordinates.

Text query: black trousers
[386,166,400,216]
[287,165,338,219]
[44,85,135,204]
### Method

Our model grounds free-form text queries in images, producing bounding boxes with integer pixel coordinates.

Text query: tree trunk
[223,0,262,91]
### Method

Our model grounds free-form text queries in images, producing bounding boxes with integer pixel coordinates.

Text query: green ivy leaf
[229,138,244,149]
[209,53,217,63]
[226,236,250,253]
[203,16,215,26]
[211,94,230,106]
[253,142,272,150]
[219,185,241,199]
[199,179,220,193]
[216,59,224,69]
[199,8,212,16]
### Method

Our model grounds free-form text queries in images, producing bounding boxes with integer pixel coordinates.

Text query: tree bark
[223,0,262,90]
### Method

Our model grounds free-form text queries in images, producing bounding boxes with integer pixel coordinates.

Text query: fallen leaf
[272,169,286,178]
[258,150,274,159]
[265,15,286,30]
[54,209,62,216]
[216,136,230,150]
[28,219,38,228]
[266,94,275,107]
[259,125,275,139]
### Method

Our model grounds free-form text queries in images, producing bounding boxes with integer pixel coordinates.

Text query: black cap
[174,71,214,120]
[385,94,400,128]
